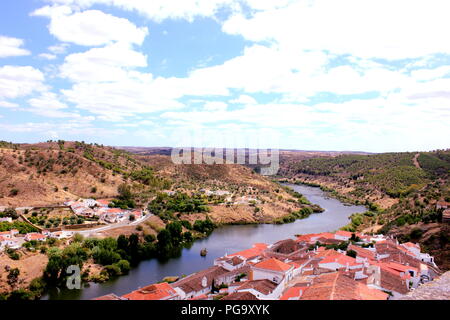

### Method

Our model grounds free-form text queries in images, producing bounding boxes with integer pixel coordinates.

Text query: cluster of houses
[0,229,73,251]
[94,231,441,301]
[65,198,143,224]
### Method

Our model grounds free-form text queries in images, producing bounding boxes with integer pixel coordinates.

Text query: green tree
[7,268,20,287]
[346,249,357,258]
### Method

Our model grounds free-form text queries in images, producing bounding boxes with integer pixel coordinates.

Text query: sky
[0,0,449,152]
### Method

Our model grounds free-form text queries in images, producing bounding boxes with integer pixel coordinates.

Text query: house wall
[237,282,285,300]
[252,268,284,284]
[319,262,363,271]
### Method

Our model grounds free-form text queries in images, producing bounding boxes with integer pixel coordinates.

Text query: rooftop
[301,272,388,300]
[122,282,178,300]
[237,279,278,295]
[253,258,293,272]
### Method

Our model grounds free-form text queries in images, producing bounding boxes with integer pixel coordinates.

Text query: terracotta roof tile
[237,279,278,295]
[253,258,293,272]
[301,272,388,300]
[123,282,178,300]
[221,292,259,300]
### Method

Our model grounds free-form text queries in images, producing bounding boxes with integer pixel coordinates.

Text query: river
[43,183,366,300]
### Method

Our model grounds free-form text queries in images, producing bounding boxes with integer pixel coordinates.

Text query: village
[94,230,441,301]
[0,198,146,252]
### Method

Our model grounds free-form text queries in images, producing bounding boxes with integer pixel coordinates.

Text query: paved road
[76,211,154,237]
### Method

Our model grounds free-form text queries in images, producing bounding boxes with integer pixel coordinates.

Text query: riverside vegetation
[281,149,450,270]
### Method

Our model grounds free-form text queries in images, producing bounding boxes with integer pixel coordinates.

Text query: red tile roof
[229,243,268,259]
[123,282,178,300]
[348,244,376,260]
[300,272,388,300]
[106,208,124,214]
[315,232,336,240]
[402,242,420,249]
[93,294,126,300]
[383,261,418,274]
[280,287,307,300]
[26,233,47,241]
[319,253,361,267]
[335,230,353,238]
[253,258,293,272]
[296,233,319,242]
[315,249,341,258]
[221,292,259,300]
[237,279,278,295]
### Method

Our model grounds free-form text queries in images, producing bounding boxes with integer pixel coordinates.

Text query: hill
[280,149,450,269]
[0,140,172,207]
[0,141,316,225]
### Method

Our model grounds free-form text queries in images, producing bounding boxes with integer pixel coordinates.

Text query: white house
[334,230,353,241]
[172,266,229,299]
[233,279,284,300]
[50,231,74,239]
[318,253,364,271]
[214,256,245,271]
[251,258,294,286]
[25,233,47,242]
[0,229,19,239]
[0,235,21,250]
[401,242,436,265]
[82,198,97,207]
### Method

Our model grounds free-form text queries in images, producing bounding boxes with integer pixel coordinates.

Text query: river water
[43,183,366,300]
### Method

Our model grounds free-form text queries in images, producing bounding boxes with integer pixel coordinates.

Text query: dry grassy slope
[137,154,304,223]
[0,142,303,224]
[0,141,142,207]
[139,153,279,191]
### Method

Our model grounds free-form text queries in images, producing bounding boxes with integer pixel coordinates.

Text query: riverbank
[40,183,366,300]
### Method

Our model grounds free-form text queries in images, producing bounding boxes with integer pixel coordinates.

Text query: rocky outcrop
[399,271,450,300]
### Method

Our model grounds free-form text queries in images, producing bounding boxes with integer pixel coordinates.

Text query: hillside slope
[281,150,450,269]
[0,141,167,207]
[0,141,314,225]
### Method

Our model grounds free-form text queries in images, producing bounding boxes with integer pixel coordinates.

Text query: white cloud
[173,45,411,99]
[222,0,450,60]
[203,101,227,111]
[0,36,31,58]
[0,100,19,108]
[27,91,84,118]
[45,0,240,22]
[0,66,46,100]
[230,94,257,105]
[39,53,57,60]
[48,43,70,54]
[60,42,148,82]
[161,92,450,152]
[32,5,148,46]
[61,79,184,120]
[410,66,450,81]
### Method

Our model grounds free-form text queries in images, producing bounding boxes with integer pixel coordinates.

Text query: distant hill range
[0,141,315,225]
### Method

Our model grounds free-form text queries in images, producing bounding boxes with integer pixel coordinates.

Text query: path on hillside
[76,211,153,237]
[413,153,422,169]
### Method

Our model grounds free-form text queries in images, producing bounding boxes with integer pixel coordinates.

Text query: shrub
[346,249,357,258]
[115,260,131,274]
